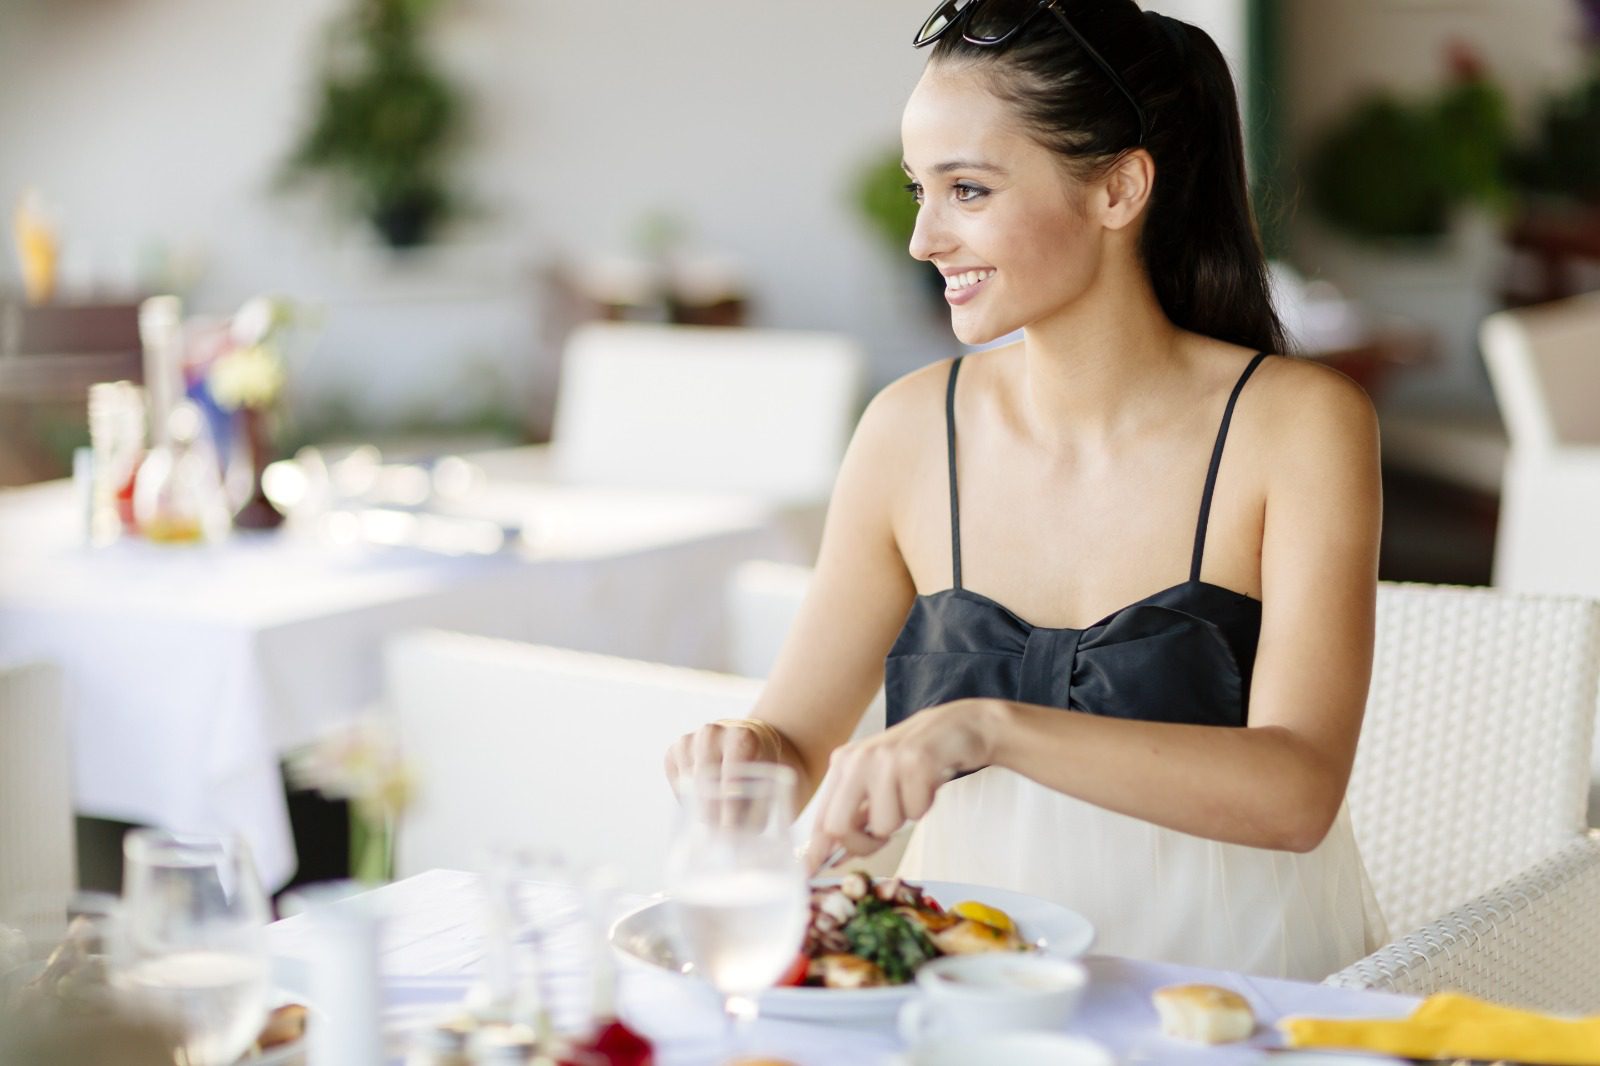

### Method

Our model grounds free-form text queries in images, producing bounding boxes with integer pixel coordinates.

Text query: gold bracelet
[715,717,787,763]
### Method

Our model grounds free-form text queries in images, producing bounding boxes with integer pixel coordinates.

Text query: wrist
[716,717,788,764]
[974,698,1016,768]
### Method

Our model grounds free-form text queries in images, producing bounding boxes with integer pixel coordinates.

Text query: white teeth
[946,269,995,291]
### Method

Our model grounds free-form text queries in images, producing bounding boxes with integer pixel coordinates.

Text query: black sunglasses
[914,0,1148,147]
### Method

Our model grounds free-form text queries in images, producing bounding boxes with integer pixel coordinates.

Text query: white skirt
[894,767,1388,981]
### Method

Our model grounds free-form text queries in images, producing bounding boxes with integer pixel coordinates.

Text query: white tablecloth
[266,870,1418,1066]
[0,481,796,888]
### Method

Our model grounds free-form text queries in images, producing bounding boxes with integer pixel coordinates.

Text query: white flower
[289,717,414,823]
[208,343,286,411]
[230,296,279,347]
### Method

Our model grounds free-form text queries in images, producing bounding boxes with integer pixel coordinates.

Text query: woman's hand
[663,717,788,785]
[802,698,1003,872]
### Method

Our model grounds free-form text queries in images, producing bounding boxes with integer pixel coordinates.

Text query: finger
[818,765,882,860]
[802,829,839,876]
[817,749,863,851]
[832,822,885,860]
[664,733,693,784]
[865,750,906,840]
[690,724,724,778]
[718,724,763,771]
[801,763,841,873]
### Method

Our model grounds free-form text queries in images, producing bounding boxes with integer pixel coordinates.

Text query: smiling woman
[666,0,1388,982]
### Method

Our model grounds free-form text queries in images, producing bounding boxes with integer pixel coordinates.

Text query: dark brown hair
[930,0,1288,355]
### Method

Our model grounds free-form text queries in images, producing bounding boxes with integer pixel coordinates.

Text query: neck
[1015,258,1183,452]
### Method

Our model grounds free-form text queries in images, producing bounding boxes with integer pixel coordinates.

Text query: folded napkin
[1281,993,1600,1064]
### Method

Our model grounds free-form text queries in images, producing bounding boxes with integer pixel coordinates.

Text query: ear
[1094,149,1155,232]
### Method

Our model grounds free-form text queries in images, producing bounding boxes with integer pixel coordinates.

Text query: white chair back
[726,561,817,679]
[550,323,863,501]
[0,661,75,918]
[1481,291,1600,452]
[1346,583,1600,935]
[387,631,762,892]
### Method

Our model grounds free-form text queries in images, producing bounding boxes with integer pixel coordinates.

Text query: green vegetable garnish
[841,897,939,985]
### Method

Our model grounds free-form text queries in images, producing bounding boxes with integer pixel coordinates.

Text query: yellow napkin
[1281,993,1600,1064]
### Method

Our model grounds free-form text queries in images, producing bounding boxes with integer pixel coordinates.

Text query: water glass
[665,764,808,1054]
[114,830,271,1066]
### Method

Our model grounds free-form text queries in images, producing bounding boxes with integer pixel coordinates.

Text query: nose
[908,201,951,264]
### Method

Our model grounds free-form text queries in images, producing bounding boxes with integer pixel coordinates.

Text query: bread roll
[1152,983,1255,1043]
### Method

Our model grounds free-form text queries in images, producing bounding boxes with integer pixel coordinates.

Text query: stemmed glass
[113,830,271,1066]
[665,763,809,1058]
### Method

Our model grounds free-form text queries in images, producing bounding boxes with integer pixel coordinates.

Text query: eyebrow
[901,159,1009,177]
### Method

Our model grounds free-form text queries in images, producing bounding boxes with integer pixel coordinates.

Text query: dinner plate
[609,879,1095,1021]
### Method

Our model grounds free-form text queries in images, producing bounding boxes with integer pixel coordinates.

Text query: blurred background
[4,0,1600,892]
[4,0,1598,579]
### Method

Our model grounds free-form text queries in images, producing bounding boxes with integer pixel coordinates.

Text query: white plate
[609,879,1095,1022]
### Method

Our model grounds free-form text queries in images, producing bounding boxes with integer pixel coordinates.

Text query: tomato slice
[921,894,942,913]
[775,952,810,987]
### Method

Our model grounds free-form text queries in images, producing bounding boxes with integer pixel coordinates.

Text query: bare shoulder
[850,355,958,459]
[1251,354,1377,448]
[1233,354,1380,495]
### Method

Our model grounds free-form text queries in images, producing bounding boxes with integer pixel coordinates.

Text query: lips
[944,269,994,306]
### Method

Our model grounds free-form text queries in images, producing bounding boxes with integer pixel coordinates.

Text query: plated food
[609,876,1094,1021]
[793,871,1028,989]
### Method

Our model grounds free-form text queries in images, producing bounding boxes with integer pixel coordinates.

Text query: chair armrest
[1325,832,1600,1013]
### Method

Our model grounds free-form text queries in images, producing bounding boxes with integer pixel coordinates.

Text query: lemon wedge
[950,900,1015,933]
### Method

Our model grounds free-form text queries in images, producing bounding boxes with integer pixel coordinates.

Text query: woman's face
[901,61,1103,346]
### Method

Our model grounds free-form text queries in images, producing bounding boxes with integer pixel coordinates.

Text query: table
[266,870,1418,1066]
[0,480,797,888]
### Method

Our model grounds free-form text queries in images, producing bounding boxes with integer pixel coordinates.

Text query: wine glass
[665,764,809,1057]
[113,830,271,1066]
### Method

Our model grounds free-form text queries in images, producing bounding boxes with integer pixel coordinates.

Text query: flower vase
[349,810,394,885]
[232,406,285,531]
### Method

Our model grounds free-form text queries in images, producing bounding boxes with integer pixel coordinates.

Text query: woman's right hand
[663,717,787,784]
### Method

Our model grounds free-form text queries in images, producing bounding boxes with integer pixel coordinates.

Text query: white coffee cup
[897,952,1089,1044]
[901,1032,1115,1066]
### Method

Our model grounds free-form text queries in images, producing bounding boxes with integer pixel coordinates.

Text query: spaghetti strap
[1190,351,1271,583]
[946,356,965,589]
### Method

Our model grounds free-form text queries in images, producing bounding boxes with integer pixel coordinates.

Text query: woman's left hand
[801,698,1001,872]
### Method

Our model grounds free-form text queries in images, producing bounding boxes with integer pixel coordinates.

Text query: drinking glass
[114,830,271,1066]
[664,764,808,1056]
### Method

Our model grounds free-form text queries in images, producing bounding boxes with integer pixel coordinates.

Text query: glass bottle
[87,380,145,543]
[132,401,229,544]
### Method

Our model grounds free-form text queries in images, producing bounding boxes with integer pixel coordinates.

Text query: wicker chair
[1326,582,1600,1011]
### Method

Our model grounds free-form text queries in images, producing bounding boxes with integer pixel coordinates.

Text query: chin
[950,314,1019,348]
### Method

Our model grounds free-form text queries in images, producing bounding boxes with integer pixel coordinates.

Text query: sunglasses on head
[914,0,1148,147]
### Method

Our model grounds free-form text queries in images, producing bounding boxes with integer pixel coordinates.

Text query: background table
[0,480,799,887]
[267,870,1419,1066]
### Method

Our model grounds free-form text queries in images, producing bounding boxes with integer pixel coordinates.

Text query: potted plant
[280,0,466,248]
[1299,43,1513,409]
[853,145,946,308]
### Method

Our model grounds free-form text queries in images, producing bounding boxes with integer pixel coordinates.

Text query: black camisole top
[885,351,1271,731]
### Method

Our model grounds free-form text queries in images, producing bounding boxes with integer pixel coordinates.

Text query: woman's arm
[805,363,1381,862]
[664,364,941,805]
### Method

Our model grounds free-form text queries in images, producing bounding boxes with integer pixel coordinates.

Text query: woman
[666,0,1387,980]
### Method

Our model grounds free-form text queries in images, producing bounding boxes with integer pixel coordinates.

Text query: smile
[944,268,995,305]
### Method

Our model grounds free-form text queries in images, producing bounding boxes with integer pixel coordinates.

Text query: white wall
[0,1,1244,424]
